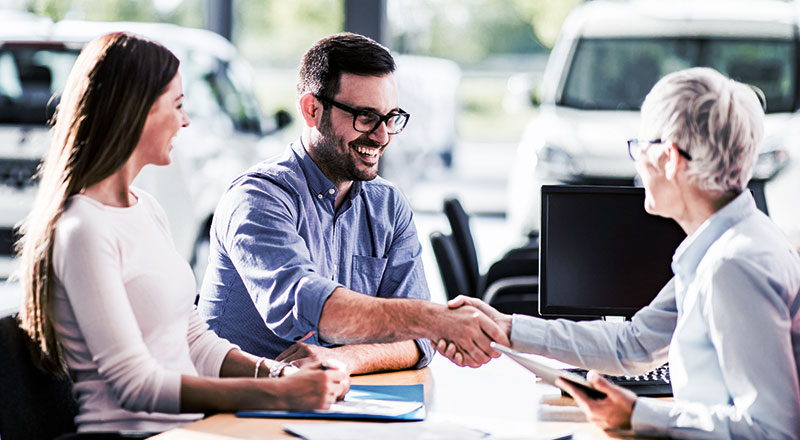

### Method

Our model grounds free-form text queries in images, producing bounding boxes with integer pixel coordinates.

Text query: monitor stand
[602,316,626,323]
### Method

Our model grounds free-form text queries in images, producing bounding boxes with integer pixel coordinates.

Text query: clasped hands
[430,295,513,368]
[434,296,637,431]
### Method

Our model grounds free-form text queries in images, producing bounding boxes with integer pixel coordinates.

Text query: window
[561,38,796,113]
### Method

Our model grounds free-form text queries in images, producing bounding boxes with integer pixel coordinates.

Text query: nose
[181,110,190,128]
[368,120,390,145]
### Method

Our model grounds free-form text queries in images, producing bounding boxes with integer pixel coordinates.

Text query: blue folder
[236,384,426,421]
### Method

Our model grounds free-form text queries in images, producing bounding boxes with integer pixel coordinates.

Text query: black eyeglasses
[627,138,692,161]
[315,94,410,135]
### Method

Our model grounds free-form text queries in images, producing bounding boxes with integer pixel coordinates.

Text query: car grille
[0,158,41,189]
[0,227,18,256]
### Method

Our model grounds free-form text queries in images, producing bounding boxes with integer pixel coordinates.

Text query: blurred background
[1,0,798,315]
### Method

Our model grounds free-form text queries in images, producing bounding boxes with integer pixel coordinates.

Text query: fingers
[586,370,615,393]
[555,377,591,409]
[471,312,506,360]
[326,358,347,372]
[275,344,299,362]
[446,295,472,309]
[296,330,315,344]
[444,341,457,360]
[478,312,510,349]
[587,370,637,409]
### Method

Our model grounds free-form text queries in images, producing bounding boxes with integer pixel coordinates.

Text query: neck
[674,185,739,236]
[301,132,354,210]
[82,159,142,207]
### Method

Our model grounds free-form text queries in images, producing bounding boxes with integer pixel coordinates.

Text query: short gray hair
[640,67,764,194]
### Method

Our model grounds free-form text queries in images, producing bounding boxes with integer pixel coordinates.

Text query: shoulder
[57,196,108,237]
[223,149,304,208]
[362,176,409,209]
[701,214,800,301]
[54,197,115,261]
[361,177,415,230]
[710,212,798,268]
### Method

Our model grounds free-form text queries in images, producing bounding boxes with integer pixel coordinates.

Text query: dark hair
[17,32,179,374]
[297,32,395,101]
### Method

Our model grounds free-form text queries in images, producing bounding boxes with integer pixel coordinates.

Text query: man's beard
[312,113,384,183]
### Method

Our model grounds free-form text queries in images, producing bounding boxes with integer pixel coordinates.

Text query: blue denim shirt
[198,141,433,368]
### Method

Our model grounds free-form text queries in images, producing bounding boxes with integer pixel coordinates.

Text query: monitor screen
[539,185,686,318]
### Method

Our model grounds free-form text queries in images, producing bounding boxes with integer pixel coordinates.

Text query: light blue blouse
[511,191,800,438]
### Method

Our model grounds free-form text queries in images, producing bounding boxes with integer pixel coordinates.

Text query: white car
[508,0,800,244]
[0,14,290,282]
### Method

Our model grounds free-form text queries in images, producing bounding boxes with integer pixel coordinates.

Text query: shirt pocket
[350,255,388,296]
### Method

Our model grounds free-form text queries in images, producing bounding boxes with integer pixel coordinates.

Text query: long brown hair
[16,32,179,374]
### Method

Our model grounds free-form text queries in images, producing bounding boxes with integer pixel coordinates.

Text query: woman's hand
[556,370,637,431]
[273,360,350,410]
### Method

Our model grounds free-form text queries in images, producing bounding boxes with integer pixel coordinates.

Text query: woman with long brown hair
[16,32,347,434]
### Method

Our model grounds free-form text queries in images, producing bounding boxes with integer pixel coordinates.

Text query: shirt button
[328,188,335,195]
[317,194,323,199]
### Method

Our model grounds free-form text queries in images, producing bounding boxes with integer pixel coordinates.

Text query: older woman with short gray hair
[443,67,800,438]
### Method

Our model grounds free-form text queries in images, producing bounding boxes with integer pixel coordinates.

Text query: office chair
[442,198,481,295]
[0,314,79,440]
[0,315,155,440]
[430,231,471,300]
[442,198,538,293]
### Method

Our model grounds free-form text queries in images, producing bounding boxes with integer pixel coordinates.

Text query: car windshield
[561,38,796,113]
[0,43,79,124]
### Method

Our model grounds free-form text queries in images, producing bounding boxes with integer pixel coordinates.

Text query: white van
[0,15,291,281]
[507,0,800,244]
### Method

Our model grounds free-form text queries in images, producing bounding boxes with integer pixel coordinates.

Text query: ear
[298,92,322,128]
[664,142,683,181]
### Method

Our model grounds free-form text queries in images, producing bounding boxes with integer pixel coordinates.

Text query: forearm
[318,287,441,344]
[328,341,420,375]
[218,348,278,378]
[179,375,286,413]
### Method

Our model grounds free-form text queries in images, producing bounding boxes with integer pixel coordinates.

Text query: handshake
[429,295,513,368]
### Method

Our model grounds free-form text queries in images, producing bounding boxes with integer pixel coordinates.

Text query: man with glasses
[198,33,508,376]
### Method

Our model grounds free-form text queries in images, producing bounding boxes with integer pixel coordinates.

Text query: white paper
[314,398,423,417]
[283,421,489,440]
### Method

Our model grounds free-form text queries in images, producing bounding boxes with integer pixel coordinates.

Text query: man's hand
[275,331,354,375]
[433,296,513,366]
[428,303,510,368]
[556,370,637,431]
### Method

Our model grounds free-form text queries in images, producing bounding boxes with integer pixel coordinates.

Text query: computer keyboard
[564,364,672,397]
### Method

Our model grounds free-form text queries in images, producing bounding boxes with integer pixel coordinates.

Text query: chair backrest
[0,314,79,440]
[429,231,471,300]
[443,198,480,296]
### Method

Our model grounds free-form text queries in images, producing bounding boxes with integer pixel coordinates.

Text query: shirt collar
[671,190,756,277]
[291,139,363,203]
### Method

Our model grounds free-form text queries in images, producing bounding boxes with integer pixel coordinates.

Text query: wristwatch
[269,361,291,378]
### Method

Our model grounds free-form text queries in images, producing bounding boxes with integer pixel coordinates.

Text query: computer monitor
[539,185,686,318]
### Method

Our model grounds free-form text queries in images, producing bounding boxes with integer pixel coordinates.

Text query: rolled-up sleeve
[377,193,434,368]
[222,179,342,346]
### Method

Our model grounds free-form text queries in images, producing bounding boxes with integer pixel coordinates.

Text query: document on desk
[283,421,489,440]
[237,384,425,421]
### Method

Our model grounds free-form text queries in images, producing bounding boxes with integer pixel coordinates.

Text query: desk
[150,356,627,439]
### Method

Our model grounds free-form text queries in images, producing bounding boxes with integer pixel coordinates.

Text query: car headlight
[536,143,581,181]
[752,148,789,180]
